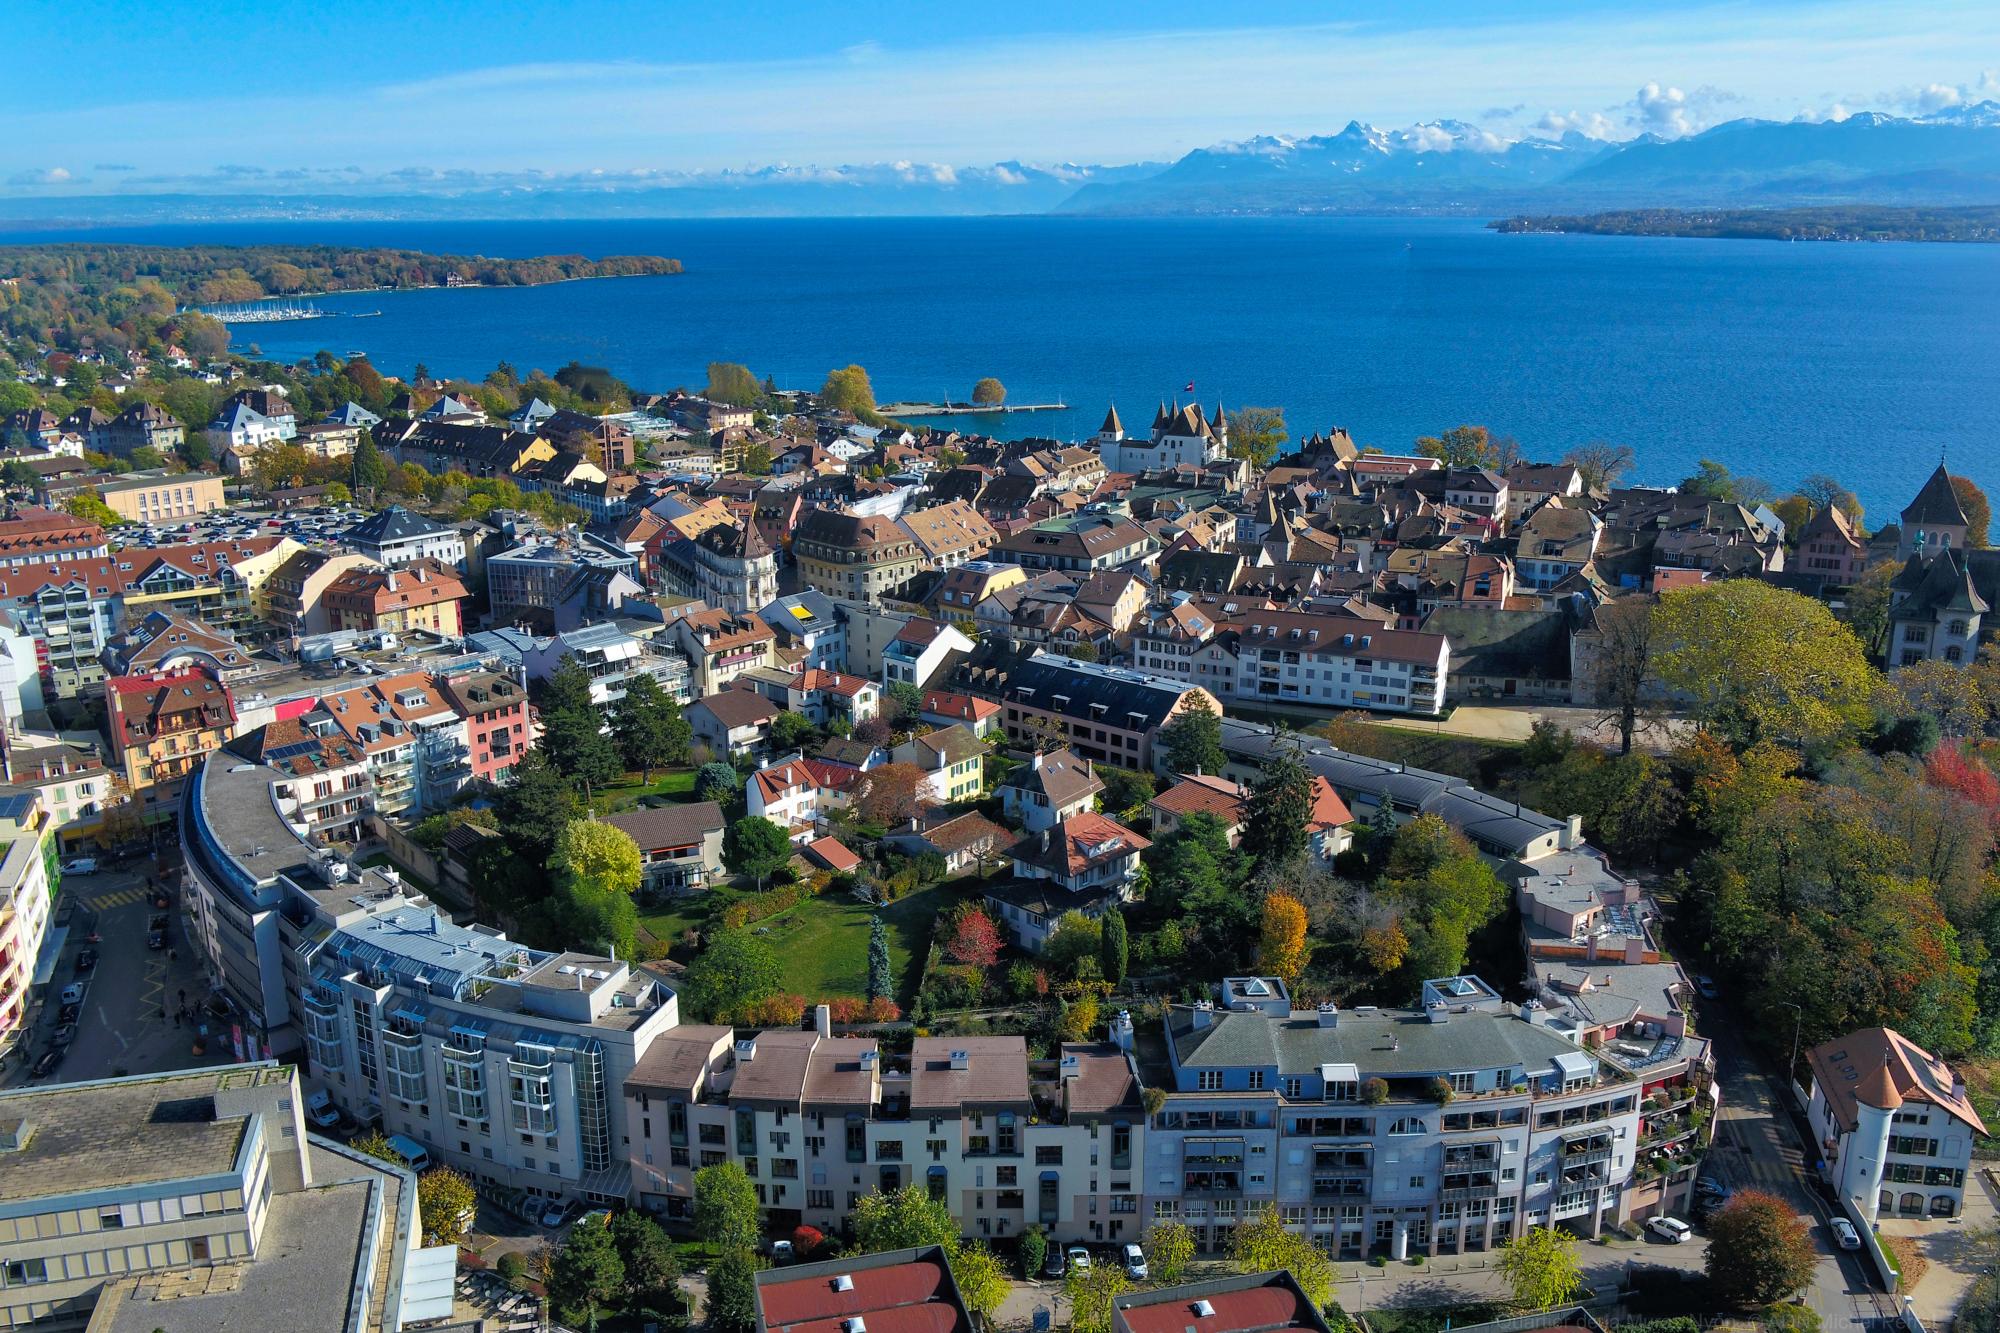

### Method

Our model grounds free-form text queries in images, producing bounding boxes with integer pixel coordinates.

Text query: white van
[1645,1215,1692,1244]
[384,1134,432,1171]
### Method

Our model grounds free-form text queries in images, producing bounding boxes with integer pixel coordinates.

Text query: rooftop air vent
[1193,1301,1216,1318]
[832,1276,855,1293]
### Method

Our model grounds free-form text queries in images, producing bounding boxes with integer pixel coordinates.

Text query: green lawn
[639,877,979,1007]
[589,768,698,814]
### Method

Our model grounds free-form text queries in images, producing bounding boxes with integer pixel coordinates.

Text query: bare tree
[1563,441,1636,494]
[1586,596,1662,754]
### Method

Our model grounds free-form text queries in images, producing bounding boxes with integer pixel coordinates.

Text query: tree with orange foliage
[1256,892,1310,983]
[856,762,929,826]
[947,907,1004,969]
[1926,741,2000,811]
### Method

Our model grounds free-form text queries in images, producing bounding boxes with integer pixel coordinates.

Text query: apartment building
[438,670,531,786]
[0,1063,446,1331]
[891,724,986,806]
[320,560,469,638]
[96,471,226,524]
[485,530,642,628]
[1001,652,1221,774]
[104,668,237,817]
[1145,975,1646,1259]
[623,1010,1145,1245]
[756,591,846,673]
[310,672,470,816]
[0,790,56,1064]
[991,515,1156,573]
[0,507,108,568]
[987,812,1150,952]
[1806,1027,1985,1224]
[669,608,778,697]
[263,549,373,639]
[997,747,1103,834]
[692,521,780,617]
[793,510,925,608]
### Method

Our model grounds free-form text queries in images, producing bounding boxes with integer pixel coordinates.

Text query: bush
[924,963,989,1011]
[826,996,867,1023]
[721,882,811,930]
[496,1251,526,1285]
[1429,1077,1454,1104]
[865,996,901,1022]
[726,993,806,1026]
[1362,1078,1389,1105]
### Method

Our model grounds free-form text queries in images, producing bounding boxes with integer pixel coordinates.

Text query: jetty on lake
[879,397,1068,416]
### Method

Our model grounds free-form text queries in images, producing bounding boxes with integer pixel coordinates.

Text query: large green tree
[866,916,893,1001]
[1228,405,1288,469]
[705,362,761,407]
[1230,1206,1336,1310]
[1161,694,1226,776]
[706,1248,764,1333]
[1496,1226,1584,1310]
[1242,743,1313,870]
[820,364,876,417]
[1416,424,1510,470]
[495,750,583,863]
[1652,580,1879,751]
[610,674,691,780]
[971,377,1006,406]
[682,930,785,1021]
[693,1162,761,1251]
[609,1211,682,1309]
[1378,815,1507,983]
[725,815,793,889]
[548,1220,626,1328]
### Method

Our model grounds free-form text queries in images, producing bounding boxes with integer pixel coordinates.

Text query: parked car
[1122,1243,1147,1280]
[770,1240,796,1265]
[73,949,96,974]
[59,857,98,876]
[51,1023,75,1046]
[1693,975,1719,999]
[539,1200,578,1229]
[31,1047,63,1078]
[1066,1247,1092,1273]
[58,1002,80,1025]
[60,982,86,1006]
[1645,1216,1692,1244]
[1832,1218,1861,1251]
[1043,1247,1066,1279]
[148,913,169,932]
[306,1089,342,1130]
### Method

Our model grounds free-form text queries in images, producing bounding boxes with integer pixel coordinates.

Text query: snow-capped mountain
[1058,105,2000,214]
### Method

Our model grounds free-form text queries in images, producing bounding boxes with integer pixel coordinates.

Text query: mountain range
[6,104,2000,223]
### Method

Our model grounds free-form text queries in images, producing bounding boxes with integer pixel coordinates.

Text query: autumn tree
[971,377,1006,406]
[1230,1205,1336,1310]
[1894,659,1990,737]
[820,364,876,417]
[552,819,642,898]
[1066,1262,1130,1333]
[1416,424,1511,470]
[1256,891,1311,983]
[1228,405,1288,469]
[62,490,123,527]
[947,906,1004,968]
[1954,475,1991,548]
[1797,472,1864,525]
[1143,1219,1196,1286]
[856,762,929,826]
[706,361,761,407]
[1652,580,1879,751]
[1704,1189,1817,1308]
[416,1167,476,1246]
[1562,441,1635,492]
[1496,1226,1584,1309]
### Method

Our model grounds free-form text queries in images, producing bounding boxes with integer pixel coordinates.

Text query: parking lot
[3,863,214,1090]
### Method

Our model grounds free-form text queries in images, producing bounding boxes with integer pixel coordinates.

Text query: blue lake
[17,214,2000,518]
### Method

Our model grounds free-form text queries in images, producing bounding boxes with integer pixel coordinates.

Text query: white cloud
[6,166,71,185]
[1534,109,1617,139]
[1622,82,1740,137]
[1881,69,2000,113]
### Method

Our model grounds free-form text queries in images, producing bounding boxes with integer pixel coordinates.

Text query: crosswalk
[82,887,147,910]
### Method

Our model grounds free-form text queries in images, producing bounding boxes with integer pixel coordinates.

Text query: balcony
[1439,1178,1500,1204]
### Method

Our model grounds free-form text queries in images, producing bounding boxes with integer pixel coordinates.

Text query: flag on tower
[1182,380,1195,393]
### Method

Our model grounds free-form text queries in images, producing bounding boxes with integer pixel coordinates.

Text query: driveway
[1878,1168,1999,1325]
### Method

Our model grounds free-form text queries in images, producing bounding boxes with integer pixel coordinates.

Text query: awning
[31,925,69,986]
[1319,1062,1360,1085]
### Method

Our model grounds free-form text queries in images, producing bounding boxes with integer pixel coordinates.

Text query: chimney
[1191,999,1215,1030]
[735,1038,757,1062]
[1427,1002,1450,1024]
[1624,937,1645,965]
[1031,751,1043,771]
[1316,1002,1339,1028]
[814,1004,832,1038]
[949,1049,971,1071]
[1519,999,1541,1024]
[1040,828,1050,851]
[1110,1010,1134,1052]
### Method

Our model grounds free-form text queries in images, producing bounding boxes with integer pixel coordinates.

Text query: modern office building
[0,1063,448,1331]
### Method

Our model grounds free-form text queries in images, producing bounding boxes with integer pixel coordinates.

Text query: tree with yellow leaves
[1256,892,1310,983]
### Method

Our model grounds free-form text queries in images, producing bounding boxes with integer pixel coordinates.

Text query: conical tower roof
[1854,1050,1904,1112]
[1100,403,1124,435]
[1903,462,1969,528]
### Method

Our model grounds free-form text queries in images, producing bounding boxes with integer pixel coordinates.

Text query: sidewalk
[1878,1167,2000,1326]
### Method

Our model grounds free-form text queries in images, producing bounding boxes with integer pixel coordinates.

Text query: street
[3,864,213,1091]
[1700,1006,1897,1329]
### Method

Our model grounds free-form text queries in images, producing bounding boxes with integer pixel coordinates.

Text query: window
[1448,1072,1476,1093]
[1198,1071,1223,1091]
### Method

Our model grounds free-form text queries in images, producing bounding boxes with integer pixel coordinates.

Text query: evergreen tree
[1100,910,1128,986]
[610,673,690,781]
[1161,695,1226,775]
[1242,744,1313,870]
[867,916,893,1001]
[496,750,582,863]
[542,654,598,717]
[548,1221,626,1328]
[351,435,388,491]
[540,707,621,798]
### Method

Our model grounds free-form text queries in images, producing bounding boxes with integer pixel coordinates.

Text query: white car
[60,982,86,1006]
[1066,1246,1091,1273]
[1646,1215,1692,1244]
[59,858,98,876]
[539,1200,578,1229]
[1831,1218,1861,1251]
[1122,1243,1147,1280]
[305,1089,341,1129]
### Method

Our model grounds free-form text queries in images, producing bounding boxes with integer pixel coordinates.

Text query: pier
[878,398,1068,416]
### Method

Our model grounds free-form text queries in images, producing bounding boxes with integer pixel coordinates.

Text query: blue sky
[7,0,1999,191]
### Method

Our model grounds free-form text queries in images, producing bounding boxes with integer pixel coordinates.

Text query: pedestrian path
[84,887,146,910]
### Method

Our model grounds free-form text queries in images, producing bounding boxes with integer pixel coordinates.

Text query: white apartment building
[0,790,55,1065]
[341,505,470,572]
[1806,1026,1985,1224]
[1131,610,1450,717]
[1147,975,1646,1260]
[624,1008,1146,1246]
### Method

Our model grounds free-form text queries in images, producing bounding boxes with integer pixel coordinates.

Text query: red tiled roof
[1150,774,1248,823]
[921,691,1000,723]
[803,837,862,872]
[1008,811,1150,878]
[797,669,873,698]
[1307,776,1353,831]
[0,536,282,603]
[1117,1285,1322,1333]
[758,1255,966,1333]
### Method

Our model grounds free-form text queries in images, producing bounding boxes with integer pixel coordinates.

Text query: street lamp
[1779,1001,1803,1087]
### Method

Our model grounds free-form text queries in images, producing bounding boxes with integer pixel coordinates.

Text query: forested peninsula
[0,244,681,351]
[1489,205,2000,243]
